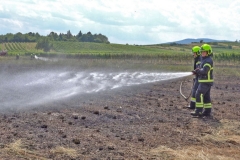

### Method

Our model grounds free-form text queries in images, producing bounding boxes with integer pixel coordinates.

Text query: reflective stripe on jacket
[197,56,213,84]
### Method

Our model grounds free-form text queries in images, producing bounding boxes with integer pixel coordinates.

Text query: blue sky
[0,0,240,44]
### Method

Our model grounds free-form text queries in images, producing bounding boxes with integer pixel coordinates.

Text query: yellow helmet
[200,44,212,56]
[192,46,201,56]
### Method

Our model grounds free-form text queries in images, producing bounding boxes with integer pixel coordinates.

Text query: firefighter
[16,53,20,60]
[31,53,34,59]
[187,46,201,109]
[191,44,213,117]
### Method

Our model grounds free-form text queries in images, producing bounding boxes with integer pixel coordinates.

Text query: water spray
[0,69,193,109]
[35,55,57,62]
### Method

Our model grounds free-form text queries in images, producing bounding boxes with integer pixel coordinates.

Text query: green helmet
[192,46,201,56]
[200,44,212,56]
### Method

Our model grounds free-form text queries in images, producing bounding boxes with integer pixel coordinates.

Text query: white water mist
[0,70,191,108]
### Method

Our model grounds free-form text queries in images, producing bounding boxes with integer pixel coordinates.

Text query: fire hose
[179,79,193,102]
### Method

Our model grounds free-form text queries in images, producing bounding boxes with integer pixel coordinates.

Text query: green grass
[1,42,240,64]
[3,54,240,77]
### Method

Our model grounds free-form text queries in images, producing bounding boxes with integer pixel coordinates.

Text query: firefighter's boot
[191,108,203,117]
[186,101,195,110]
[202,108,212,117]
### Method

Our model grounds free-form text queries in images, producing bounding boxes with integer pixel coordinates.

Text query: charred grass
[0,139,78,159]
[1,119,239,159]
[0,57,239,159]
[150,119,240,160]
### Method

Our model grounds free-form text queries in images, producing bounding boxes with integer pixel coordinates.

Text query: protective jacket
[188,56,201,108]
[196,56,213,85]
[194,56,201,79]
[194,55,213,113]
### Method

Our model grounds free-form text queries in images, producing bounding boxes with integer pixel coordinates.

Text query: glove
[192,68,199,75]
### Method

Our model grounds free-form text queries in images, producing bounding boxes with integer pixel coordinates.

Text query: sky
[0,0,240,45]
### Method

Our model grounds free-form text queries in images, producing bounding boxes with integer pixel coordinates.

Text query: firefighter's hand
[194,68,200,73]
[192,68,199,75]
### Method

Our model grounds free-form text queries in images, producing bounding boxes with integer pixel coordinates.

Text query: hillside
[0,42,188,56]
[1,41,240,63]
[165,38,232,44]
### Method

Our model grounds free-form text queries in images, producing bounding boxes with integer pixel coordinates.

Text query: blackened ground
[0,68,240,159]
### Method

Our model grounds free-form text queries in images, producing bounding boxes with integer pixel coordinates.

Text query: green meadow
[1,41,240,60]
[1,41,240,76]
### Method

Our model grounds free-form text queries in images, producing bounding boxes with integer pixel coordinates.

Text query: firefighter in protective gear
[187,46,201,109]
[191,44,213,117]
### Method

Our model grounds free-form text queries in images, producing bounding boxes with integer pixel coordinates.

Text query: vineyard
[0,42,38,55]
[1,41,240,63]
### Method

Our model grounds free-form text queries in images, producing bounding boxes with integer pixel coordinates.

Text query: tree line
[0,30,110,43]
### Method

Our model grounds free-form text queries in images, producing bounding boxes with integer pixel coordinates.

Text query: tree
[48,31,59,41]
[0,30,110,43]
[35,32,41,38]
[66,30,73,39]
[5,33,14,42]
[200,40,203,43]
[35,38,52,52]
[59,33,63,41]
[76,30,83,39]
[80,32,94,42]
[28,32,34,36]
[93,34,109,43]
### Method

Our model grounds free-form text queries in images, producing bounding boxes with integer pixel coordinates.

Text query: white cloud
[0,0,240,44]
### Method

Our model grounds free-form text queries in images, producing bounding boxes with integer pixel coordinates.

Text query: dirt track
[0,61,240,159]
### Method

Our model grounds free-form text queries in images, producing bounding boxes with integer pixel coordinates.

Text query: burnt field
[0,57,240,159]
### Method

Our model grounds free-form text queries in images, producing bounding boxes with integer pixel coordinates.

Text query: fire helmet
[200,44,212,56]
[192,46,201,56]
